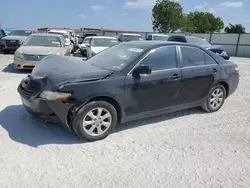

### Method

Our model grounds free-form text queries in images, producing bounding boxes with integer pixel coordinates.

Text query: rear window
[168,36,187,43]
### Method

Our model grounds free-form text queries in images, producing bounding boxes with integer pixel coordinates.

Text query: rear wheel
[201,84,226,112]
[72,101,118,141]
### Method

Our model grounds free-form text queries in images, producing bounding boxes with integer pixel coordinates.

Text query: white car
[48,30,73,53]
[78,36,93,57]
[146,34,169,41]
[86,36,119,59]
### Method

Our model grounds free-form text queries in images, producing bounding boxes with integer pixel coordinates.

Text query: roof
[92,36,117,39]
[48,30,69,34]
[120,33,142,36]
[84,36,94,39]
[124,41,204,50]
[31,33,63,37]
[151,33,169,36]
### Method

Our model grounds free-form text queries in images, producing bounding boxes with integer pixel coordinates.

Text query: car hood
[91,46,108,53]
[202,45,225,51]
[17,46,62,55]
[31,55,113,87]
[2,35,28,41]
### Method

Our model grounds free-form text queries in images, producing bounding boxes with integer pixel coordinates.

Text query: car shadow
[2,63,31,74]
[115,107,204,133]
[0,105,81,148]
[0,105,204,148]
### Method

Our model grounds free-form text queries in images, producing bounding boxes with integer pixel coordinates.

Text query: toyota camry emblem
[36,56,40,60]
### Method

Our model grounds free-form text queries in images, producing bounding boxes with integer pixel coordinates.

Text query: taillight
[234,67,239,73]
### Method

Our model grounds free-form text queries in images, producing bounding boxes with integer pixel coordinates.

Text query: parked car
[86,36,119,59]
[146,34,169,41]
[0,29,6,39]
[0,29,33,53]
[48,30,73,53]
[118,33,143,42]
[78,36,93,57]
[167,35,230,60]
[14,33,71,69]
[18,41,239,141]
[64,29,79,52]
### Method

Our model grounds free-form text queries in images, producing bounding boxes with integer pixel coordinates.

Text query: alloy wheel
[82,107,112,136]
[209,88,224,109]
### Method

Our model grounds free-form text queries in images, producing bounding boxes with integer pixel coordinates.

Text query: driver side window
[140,46,177,71]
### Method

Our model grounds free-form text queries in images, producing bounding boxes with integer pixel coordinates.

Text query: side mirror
[85,43,90,47]
[133,65,152,75]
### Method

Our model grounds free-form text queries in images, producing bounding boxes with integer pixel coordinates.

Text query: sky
[0,0,249,32]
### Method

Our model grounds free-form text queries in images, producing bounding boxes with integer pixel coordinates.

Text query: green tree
[152,0,183,33]
[182,11,224,33]
[224,24,246,33]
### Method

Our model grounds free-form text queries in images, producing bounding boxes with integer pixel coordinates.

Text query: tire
[201,84,226,112]
[72,101,118,141]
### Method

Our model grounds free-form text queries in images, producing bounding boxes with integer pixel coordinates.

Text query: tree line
[152,0,246,34]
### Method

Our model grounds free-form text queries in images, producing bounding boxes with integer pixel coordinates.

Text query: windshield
[23,35,62,47]
[48,32,69,39]
[87,43,145,71]
[83,38,91,44]
[186,37,211,46]
[91,38,119,47]
[8,30,32,36]
[123,35,143,41]
[153,35,168,41]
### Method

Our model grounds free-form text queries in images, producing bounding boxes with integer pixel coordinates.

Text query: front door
[179,46,220,104]
[124,46,181,116]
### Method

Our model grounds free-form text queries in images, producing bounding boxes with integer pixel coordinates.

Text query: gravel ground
[0,54,249,188]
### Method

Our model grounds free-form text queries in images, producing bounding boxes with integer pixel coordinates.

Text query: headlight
[14,51,24,59]
[39,91,71,101]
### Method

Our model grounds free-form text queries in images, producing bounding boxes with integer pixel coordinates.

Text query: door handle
[212,68,218,74]
[171,74,179,80]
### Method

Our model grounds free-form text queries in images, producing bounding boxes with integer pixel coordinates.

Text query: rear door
[178,46,220,104]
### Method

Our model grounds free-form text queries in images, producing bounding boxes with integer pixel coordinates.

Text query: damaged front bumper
[17,77,76,129]
[20,96,74,129]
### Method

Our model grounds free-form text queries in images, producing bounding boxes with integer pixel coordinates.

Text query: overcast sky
[1,0,249,32]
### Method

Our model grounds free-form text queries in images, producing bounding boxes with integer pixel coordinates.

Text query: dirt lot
[0,54,249,188]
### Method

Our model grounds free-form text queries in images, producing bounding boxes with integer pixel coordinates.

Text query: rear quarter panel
[217,61,239,96]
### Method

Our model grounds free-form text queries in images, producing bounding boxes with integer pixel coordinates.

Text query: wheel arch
[67,96,123,128]
[217,81,229,98]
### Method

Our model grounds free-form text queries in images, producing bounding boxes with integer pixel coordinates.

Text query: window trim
[128,45,180,75]
[178,45,218,68]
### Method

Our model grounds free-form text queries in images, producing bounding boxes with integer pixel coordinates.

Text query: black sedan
[17,41,239,141]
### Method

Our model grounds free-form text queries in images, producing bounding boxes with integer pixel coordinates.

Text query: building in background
[37,27,76,32]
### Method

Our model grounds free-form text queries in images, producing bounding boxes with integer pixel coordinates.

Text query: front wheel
[201,84,226,112]
[72,101,118,141]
